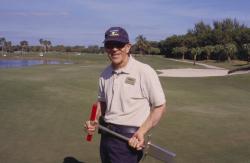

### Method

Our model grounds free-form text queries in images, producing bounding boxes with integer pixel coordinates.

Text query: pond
[0,59,72,68]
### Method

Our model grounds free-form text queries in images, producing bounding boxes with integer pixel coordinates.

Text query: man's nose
[111,47,119,51]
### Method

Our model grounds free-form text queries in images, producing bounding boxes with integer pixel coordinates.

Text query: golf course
[0,54,249,163]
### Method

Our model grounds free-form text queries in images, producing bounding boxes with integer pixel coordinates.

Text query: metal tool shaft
[99,125,129,141]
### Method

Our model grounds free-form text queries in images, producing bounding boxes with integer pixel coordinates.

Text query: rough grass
[0,54,250,163]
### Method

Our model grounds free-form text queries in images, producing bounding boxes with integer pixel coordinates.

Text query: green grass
[159,75,250,163]
[0,54,250,163]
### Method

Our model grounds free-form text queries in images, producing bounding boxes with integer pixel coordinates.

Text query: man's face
[104,41,131,69]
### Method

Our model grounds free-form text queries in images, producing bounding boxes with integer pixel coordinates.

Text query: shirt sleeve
[142,65,166,108]
[98,77,106,102]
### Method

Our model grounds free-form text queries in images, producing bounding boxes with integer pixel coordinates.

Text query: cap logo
[109,30,119,37]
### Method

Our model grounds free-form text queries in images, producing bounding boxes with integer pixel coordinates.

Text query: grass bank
[0,54,249,163]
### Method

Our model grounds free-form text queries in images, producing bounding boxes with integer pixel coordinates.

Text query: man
[85,27,166,163]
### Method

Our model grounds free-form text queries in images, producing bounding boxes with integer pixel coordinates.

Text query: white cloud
[0,11,70,17]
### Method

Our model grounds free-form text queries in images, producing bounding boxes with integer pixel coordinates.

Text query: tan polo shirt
[98,56,166,127]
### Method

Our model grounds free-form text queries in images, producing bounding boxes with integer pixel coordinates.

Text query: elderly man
[85,27,166,163]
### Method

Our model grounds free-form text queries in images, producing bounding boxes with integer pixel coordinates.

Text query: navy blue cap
[104,27,129,43]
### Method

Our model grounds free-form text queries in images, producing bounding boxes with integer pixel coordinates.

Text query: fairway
[0,54,250,163]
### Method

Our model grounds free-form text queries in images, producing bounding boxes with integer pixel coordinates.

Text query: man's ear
[124,43,132,54]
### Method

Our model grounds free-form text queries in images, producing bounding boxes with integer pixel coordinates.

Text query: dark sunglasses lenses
[105,42,126,49]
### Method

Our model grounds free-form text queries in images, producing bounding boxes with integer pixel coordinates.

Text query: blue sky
[1,0,250,46]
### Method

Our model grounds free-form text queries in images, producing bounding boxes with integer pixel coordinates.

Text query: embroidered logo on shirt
[125,77,136,85]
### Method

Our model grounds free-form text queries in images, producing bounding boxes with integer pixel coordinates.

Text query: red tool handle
[86,103,98,141]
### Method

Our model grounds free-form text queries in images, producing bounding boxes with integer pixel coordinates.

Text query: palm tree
[172,46,188,59]
[179,46,188,60]
[39,39,52,54]
[0,37,6,56]
[44,40,52,53]
[135,35,150,55]
[20,40,28,56]
[224,43,237,63]
[214,44,224,62]
[243,43,250,63]
[191,47,202,65]
[172,47,179,59]
[39,39,45,55]
[203,45,214,62]
[5,41,12,55]
[39,39,52,63]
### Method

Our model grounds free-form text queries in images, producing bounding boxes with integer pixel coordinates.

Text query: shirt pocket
[123,83,144,100]
[121,82,146,113]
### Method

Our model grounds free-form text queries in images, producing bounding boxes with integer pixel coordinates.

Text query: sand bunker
[157,59,250,77]
[158,68,229,77]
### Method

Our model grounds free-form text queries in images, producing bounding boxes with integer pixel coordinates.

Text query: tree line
[134,18,250,63]
[0,38,103,55]
[1,18,250,63]
[159,18,250,63]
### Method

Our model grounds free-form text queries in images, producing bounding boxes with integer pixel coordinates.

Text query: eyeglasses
[104,42,126,49]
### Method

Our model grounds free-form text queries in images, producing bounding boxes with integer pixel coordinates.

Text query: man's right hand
[84,120,98,135]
